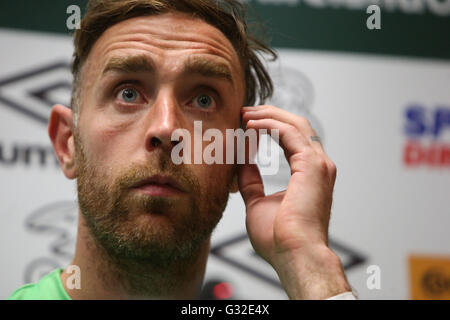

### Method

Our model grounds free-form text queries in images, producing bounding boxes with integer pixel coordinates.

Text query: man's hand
[238,105,351,300]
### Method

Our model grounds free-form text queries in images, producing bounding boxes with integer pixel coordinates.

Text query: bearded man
[9,0,355,300]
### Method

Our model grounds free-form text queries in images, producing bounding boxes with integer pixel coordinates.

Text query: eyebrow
[101,55,234,85]
[101,55,156,76]
[183,56,233,84]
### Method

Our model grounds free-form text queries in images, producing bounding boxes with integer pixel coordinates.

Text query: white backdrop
[1,28,449,300]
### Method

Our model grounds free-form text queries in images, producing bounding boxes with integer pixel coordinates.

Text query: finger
[237,163,265,209]
[242,105,325,154]
[242,105,316,136]
[245,118,310,160]
[245,118,336,180]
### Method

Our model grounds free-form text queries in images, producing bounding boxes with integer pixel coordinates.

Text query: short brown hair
[71,0,277,118]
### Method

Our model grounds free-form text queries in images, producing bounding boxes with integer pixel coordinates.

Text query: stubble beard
[74,131,233,274]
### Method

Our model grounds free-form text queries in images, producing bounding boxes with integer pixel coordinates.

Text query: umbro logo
[0,61,72,126]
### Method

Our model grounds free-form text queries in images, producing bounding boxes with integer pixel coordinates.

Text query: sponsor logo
[422,268,450,296]
[0,141,59,168]
[0,61,71,168]
[23,201,78,283]
[210,232,366,291]
[403,104,450,167]
[410,255,450,299]
[0,61,72,126]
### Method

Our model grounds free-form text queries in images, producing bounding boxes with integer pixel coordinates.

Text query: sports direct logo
[171,121,280,175]
[403,105,450,167]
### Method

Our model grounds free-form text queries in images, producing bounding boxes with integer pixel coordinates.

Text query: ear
[48,104,77,179]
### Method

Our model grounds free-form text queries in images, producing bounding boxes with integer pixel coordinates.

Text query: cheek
[81,119,135,169]
[190,163,235,195]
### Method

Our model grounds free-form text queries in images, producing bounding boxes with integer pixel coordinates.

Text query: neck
[61,213,209,299]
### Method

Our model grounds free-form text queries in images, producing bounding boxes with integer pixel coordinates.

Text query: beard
[74,131,234,269]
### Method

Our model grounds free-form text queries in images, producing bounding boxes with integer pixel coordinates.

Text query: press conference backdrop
[1,0,449,300]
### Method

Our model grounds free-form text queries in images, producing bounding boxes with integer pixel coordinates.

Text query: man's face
[74,12,245,264]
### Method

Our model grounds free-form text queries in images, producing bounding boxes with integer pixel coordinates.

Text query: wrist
[273,245,351,300]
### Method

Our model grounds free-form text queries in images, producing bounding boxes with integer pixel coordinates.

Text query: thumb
[237,163,264,209]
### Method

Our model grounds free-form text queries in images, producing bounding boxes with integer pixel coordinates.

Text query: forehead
[83,11,244,88]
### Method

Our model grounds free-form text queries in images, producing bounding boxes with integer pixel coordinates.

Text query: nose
[144,90,182,153]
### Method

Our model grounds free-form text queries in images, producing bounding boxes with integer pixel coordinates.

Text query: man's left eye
[192,94,214,109]
[117,88,139,103]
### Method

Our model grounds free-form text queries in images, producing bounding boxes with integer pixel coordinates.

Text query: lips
[132,175,186,193]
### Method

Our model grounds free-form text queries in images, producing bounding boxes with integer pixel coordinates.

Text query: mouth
[131,175,186,196]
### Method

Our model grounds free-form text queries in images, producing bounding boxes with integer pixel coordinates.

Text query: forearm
[273,245,352,300]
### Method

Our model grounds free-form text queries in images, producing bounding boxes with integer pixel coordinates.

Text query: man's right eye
[117,88,140,103]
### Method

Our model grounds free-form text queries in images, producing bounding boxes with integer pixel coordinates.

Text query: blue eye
[119,88,139,103]
[194,94,213,109]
